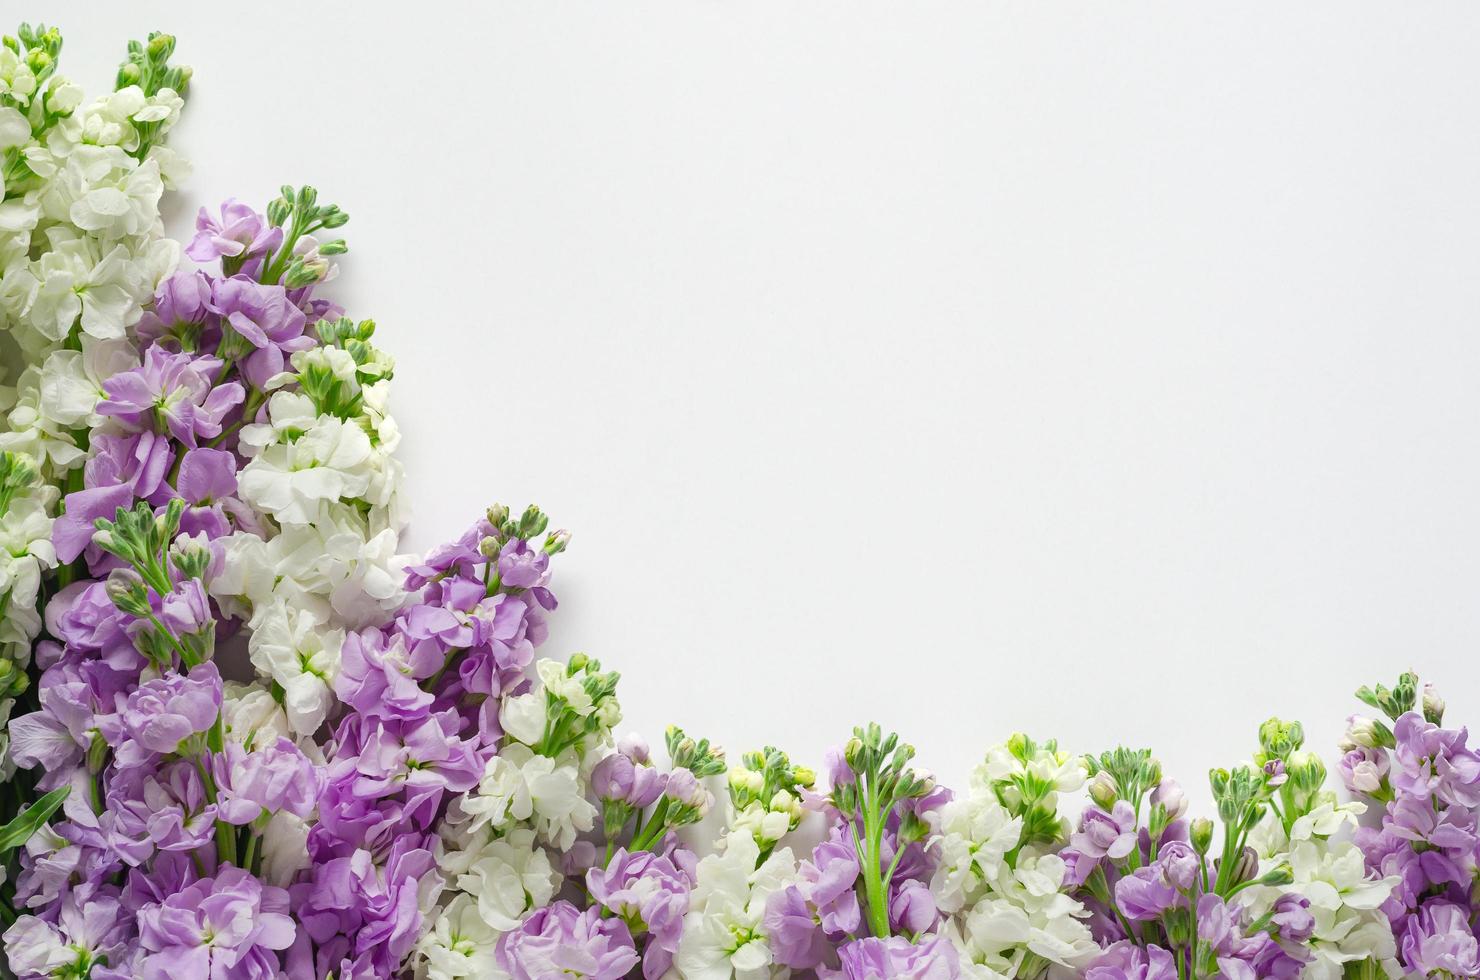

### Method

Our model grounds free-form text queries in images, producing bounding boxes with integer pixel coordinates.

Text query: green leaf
[0,786,69,853]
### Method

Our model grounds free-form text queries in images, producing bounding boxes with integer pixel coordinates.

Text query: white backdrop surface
[40,3,1480,811]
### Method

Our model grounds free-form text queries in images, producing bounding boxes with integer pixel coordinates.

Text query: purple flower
[1114,865,1179,920]
[186,199,282,265]
[1154,840,1201,891]
[52,483,135,565]
[84,431,173,502]
[298,839,439,976]
[3,894,131,980]
[590,748,668,808]
[96,347,244,448]
[494,900,639,980]
[765,884,830,969]
[206,277,311,388]
[100,662,223,767]
[829,934,960,979]
[1400,901,1480,977]
[1071,800,1138,861]
[1085,941,1179,980]
[138,270,214,348]
[136,866,294,980]
[587,848,693,977]
[334,629,433,723]
[1270,893,1314,944]
[800,835,862,936]
[495,538,550,589]
[157,579,213,638]
[214,737,321,825]
[888,878,938,935]
[1337,746,1390,795]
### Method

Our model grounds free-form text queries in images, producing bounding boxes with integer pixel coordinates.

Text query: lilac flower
[765,884,830,969]
[186,199,283,265]
[495,538,550,589]
[206,277,312,388]
[1270,893,1314,944]
[52,483,135,565]
[136,866,295,979]
[1337,746,1390,795]
[888,878,938,935]
[590,745,668,808]
[1084,941,1179,980]
[99,661,223,767]
[334,628,433,722]
[1114,865,1179,920]
[297,839,439,976]
[96,347,244,448]
[1399,901,1480,976]
[1070,800,1138,861]
[829,934,960,979]
[586,847,693,976]
[84,431,174,502]
[137,270,214,348]
[494,901,639,980]
[214,737,321,825]
[157,578,212,639]
[3,893,131,980]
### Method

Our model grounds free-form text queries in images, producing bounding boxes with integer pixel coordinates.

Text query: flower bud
[1150,779,1187,821]
[1423,684,1446,726]
[1088,771,1118,811]
[1190,817,1214,855]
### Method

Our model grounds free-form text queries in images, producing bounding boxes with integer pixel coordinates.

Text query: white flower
[446,827,558,932]
[238,415,375,524]
[458,743,595,850]
[222,681,291,748]
[260,811,312,888]
[498,692,548,747]
[239,391,319,456]
[675,830,799,980]
[0,107,29,149]
[18,234,145,342]
[929,782,1096,976]
[415,894,507,980]
[1244,810,1399,980]
[37,337,138,428]
[247,600,342,735]
[928,792,1024,914]
[67,156,164,240]
[537,657,594,716]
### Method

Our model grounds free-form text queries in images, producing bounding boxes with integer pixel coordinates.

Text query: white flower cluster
[0,29,188,767]
[216,341,409,735]
[1245,802,1400,980]
[674,828,800,980]
[929,738,1099,979]
[412,658,620,979]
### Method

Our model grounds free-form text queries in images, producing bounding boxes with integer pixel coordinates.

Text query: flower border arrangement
[0,25,1477,980]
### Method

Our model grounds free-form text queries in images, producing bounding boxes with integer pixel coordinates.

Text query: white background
[46,4,1480,811]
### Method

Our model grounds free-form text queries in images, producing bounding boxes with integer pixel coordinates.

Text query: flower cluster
[1342,674,1480,978]
[1,24,1477,980]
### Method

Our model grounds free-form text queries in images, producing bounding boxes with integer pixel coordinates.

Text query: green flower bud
[1190,817,1214,854]
[1088,770,1118,810]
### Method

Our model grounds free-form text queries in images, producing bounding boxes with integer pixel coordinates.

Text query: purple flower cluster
[0,192,361,980]
[291,511,561,977]
[1348,701,1480,976]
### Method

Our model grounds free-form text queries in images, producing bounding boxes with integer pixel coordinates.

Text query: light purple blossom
[1085,941,1179,980]
[136,866,295,980]
[494,900,639,980]
[100,661,222,767]
[214,737,321,825]
[96,347,244,448]
[206,277,311,388]
[1071,800,1138,861]
[587,847,693,978]
[828,934,960,979]
[186,199,282,265]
